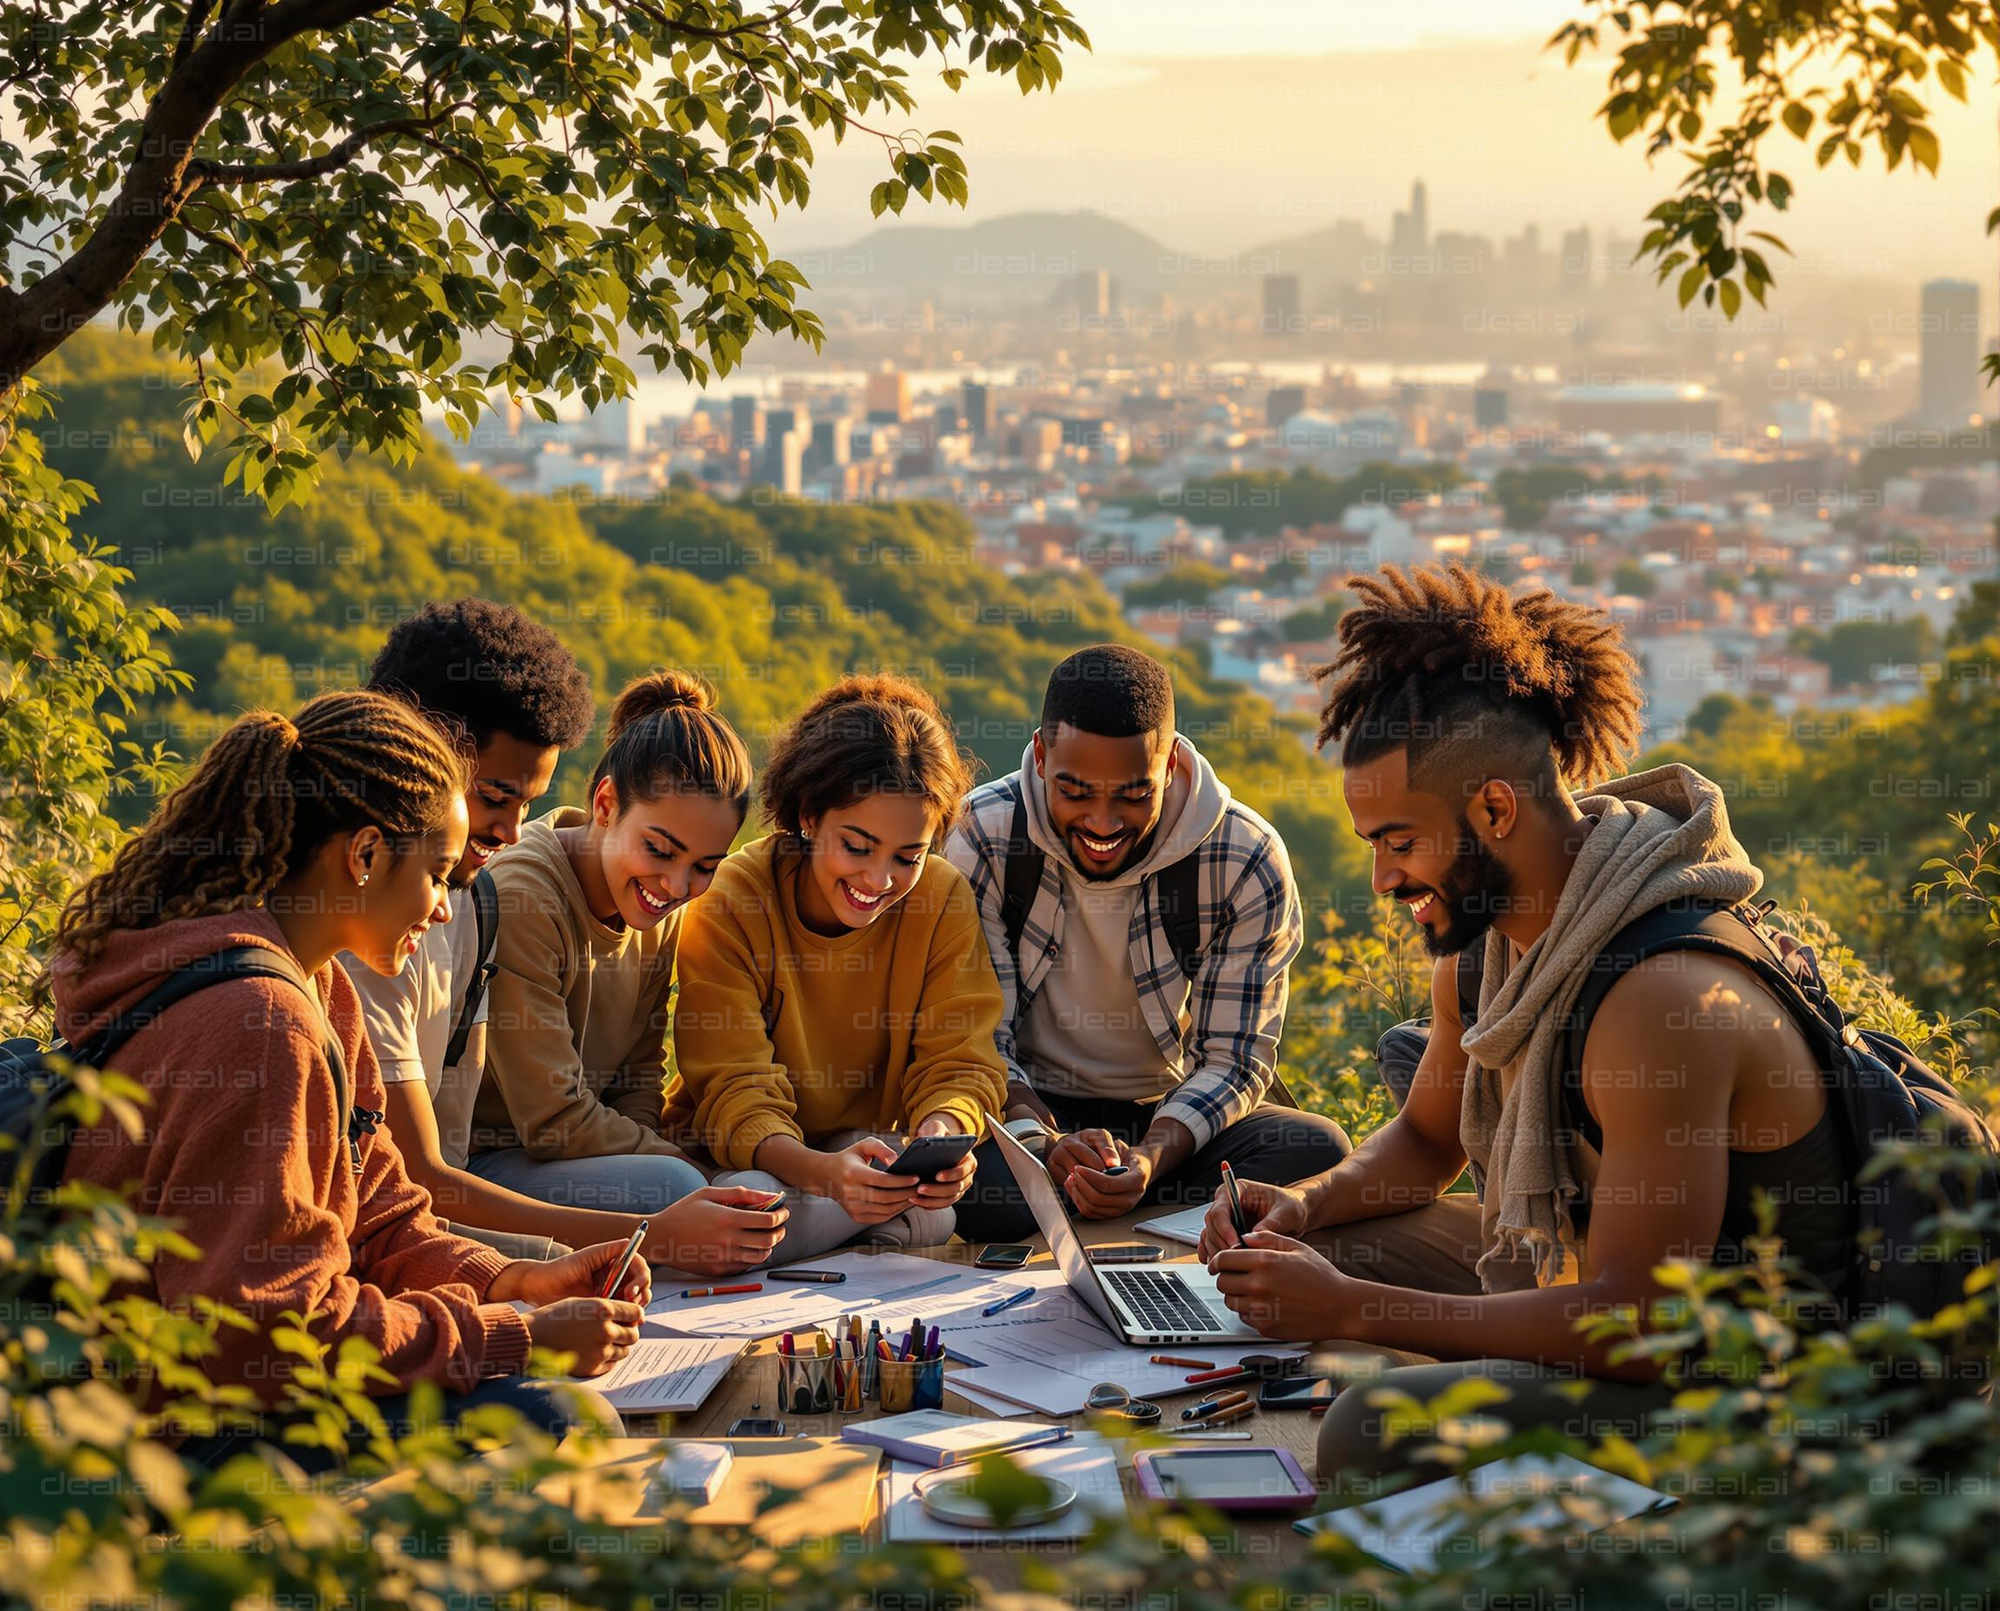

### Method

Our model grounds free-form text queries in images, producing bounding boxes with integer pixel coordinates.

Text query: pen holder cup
[778,1332,838,1416]
[878,1355,945,1413]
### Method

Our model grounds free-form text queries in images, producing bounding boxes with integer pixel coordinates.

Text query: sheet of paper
[944,1376,1043,1418]
[569,1335,745,1413]
[1133,1204,1209,1246]
[646,1252,1027,1339]
[1295,1454,1674,1573]
[947,1316,1303,1414]
[882,1430,1127,1543]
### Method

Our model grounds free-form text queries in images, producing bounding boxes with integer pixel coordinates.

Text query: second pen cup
[878,1354,945,1413]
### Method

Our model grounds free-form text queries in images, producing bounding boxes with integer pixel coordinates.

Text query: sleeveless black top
[1459,946,1858,1310]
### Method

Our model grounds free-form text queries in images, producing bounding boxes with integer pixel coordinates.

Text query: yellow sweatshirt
[670,833,1007,1172]
[472,808,687,1161]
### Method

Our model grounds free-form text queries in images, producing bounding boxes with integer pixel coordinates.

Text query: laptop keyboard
[1102,1268,1224,1334]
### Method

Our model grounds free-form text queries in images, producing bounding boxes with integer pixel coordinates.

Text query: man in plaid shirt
[947,645,1352,1243]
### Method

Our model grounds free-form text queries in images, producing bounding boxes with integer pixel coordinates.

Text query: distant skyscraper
[1266,385,1308,428]
[1390,180,1429,260]
[865,368,910,423]
[1473,386,1510,428]
[1559,227,1593,295]
[1060,270,1114,318]
[729,394,764,450]
[1919,279,1982,425]
[809,415,853,468]
[961,380,994,439]
[1261,274,1301,332]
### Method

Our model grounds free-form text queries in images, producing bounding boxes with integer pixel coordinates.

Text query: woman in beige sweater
[469,672,789,1273]
[672,674,1008,1251]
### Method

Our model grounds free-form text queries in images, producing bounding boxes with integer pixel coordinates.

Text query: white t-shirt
[342,882,490,1170]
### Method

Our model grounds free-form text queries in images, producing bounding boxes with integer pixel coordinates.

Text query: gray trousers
[1306,1195,1674,1486]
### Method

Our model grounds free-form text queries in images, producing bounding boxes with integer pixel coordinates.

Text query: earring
[358,875,371,887]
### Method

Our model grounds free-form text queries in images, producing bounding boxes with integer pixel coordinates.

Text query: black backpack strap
[76,947,316,1067]
[1455,947,1483,1032]
[1557,899,1842,1158]
[443,866,498,1070]
[999,787,1046,967]
[1156,853,1204,983]
[76,944,368,1177]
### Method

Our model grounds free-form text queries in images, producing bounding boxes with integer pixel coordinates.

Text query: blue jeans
[464,1147,708,1212]
[177,1375,622,1475]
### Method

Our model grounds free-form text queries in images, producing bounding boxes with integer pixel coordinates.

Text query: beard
[1407,813,1515,958]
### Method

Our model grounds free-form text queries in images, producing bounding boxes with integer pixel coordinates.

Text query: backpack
[998,793,1203,982]
[0,946,366,1213]
[441,867,498,1071]
[1549,898,2000,1327]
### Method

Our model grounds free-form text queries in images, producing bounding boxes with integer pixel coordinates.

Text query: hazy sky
[772,0,2000,287]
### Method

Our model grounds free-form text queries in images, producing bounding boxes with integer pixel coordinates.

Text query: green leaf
[1781,101,1813,138]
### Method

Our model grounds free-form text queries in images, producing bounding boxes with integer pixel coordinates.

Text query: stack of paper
[881,1429,1128,1543]
[567,1335,746,1413]
[1295,1454,1675,1573]
[843,1409,1071,1468]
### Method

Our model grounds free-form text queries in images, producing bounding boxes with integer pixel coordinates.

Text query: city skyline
[770,7,2000,291]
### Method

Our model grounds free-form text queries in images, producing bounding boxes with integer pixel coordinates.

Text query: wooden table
[616,1210,1351,1566]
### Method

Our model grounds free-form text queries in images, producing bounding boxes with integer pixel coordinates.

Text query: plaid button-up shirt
[943,766,1304,1150]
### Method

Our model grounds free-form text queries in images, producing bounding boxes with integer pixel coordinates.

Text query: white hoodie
[1014,734,1232,1102]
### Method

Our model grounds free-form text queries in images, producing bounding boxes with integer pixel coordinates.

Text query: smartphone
[872,1132,977,1183]
[1087,1242,1164,1265]
[758,1189,788,1212]
[1260,1376,1338,1410]
[727,1416,786,1436]
[974,1243,1033,1270]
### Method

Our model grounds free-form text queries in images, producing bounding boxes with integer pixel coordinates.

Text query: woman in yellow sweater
[672,674,1007,1250]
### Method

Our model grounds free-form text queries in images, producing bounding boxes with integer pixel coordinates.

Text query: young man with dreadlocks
[1197,564,1856,1485]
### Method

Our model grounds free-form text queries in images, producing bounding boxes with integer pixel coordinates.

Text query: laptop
[985,1115,1262,1344]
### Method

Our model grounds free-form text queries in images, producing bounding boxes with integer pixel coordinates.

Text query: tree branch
[174,0,217,68]
[185,105,468,186]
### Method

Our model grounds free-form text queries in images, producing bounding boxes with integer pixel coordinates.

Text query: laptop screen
[983,1117,1124,1334]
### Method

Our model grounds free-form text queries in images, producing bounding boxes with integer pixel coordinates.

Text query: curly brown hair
[1313,563,1644,800]
[53,690,470,969]
[759,674,977,839]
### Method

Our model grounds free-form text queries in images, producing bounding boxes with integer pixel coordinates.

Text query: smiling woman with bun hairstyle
[468,670,795,1275]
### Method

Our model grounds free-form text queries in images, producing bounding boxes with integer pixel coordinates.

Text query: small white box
[652,1441,734,1505]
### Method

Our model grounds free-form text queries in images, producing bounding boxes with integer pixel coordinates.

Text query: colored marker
[1151,1355,1214,1368]
[768,1268,847,1283]
[982,1286,1034,1318]
[680,1282,762,1298]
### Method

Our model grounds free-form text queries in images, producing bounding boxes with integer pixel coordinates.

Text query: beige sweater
[472,808,687,1161]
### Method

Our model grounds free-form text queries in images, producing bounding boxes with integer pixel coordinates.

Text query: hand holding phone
[871,1131,977,1183]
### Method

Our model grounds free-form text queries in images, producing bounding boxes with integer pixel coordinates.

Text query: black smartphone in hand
[872,1132,977,1183]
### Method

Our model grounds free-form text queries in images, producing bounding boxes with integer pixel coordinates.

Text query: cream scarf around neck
[1456,762,1764,1292]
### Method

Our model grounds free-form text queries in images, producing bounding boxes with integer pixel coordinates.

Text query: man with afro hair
[1196,565,1857,1487]
[342,598,600,1259]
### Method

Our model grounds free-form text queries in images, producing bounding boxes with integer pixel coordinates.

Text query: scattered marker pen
[680,1282,763,1298]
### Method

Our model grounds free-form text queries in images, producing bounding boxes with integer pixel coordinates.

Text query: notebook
[841,1409,1072,1469]
[1133,1204,1209,1247]
[1294,1454,1675,1573]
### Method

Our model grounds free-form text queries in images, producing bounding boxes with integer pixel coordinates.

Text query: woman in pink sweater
[48,690,647,1472]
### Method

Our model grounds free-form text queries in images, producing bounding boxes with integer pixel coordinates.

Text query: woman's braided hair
[53,689,470,969]
[1313,563,1645,797]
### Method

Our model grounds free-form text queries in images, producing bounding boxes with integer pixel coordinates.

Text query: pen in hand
[599,1218,649,1300]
